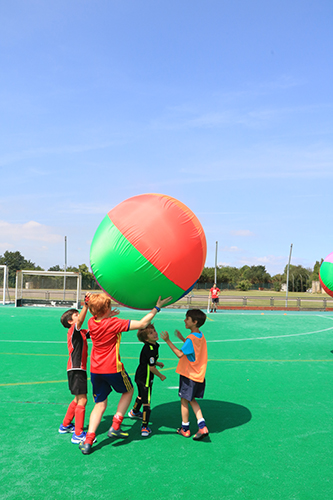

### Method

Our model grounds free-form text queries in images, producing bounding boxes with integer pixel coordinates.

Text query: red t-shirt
[210,287,220,299]
[88,316,130,374]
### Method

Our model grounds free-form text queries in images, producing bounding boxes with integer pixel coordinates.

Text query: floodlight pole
[214,241,218,283]
[63,236,67,300]
[285,244,293,307]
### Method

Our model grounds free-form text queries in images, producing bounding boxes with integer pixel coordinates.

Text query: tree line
[0,250,323,293]
[199,262,322,292]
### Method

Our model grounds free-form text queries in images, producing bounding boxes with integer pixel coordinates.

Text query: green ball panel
[319,261,333,297]
[90,214,185,309]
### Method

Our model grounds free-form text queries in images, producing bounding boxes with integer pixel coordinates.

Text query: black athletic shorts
[212,298,219,303]
[178,375,205,401]
[67,370,88,395]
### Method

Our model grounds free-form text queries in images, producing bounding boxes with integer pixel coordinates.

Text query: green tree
[218,266,240,286]
[78,264,97,290]
[311,260,323,282]
[0,251,43,287]
[240,265,271,285]
[272,273,284,292]
[238,279,251,291]
[198,267,215,283]
[283,264,311,292]
[48,265,62,272]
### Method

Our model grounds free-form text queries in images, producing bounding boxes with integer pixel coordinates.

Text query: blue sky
[0,0,332,276]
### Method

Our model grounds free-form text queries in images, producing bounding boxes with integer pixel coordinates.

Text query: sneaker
[79,442,92,455]
[107,427,129,439]
[176,427,191,438]
[72,432,97,444]
[128,409,143,419]
[71,431,87,444]
[193,426,209,440]
[141,426,152,437]
[59,423,75,434]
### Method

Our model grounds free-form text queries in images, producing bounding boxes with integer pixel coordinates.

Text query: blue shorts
[179,375,205,401]
[91,370,133,403]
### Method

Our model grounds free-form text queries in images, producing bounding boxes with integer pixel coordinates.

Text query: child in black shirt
[128,323,166,437]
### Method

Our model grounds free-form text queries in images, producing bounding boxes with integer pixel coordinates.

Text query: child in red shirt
[59,293,91,444]
[79,292,171,455]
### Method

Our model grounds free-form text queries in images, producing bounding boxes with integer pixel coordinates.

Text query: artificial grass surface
[1,306,333,499]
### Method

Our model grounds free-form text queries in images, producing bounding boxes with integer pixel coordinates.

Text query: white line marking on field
[207,326,333,342]
[1,314,333,343]
[0,340,67,343]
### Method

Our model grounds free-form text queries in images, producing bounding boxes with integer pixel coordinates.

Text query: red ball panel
[108,193,206,289]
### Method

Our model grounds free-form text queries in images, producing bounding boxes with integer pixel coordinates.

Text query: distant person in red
[209,283,220,313]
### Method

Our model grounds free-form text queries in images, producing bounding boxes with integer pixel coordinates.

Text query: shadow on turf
[88,399,251,452]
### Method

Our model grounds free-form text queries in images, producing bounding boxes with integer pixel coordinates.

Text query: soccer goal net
[0,265,11,305]
[15,270,82,308]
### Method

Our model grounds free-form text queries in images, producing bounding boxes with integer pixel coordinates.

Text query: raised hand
[156,295,172,309]
[160,331,170,342]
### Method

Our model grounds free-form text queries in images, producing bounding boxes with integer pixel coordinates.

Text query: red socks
[74,405,86,435]
[85,432,96,445]
[112,414,124,431]
[63,400,77,427]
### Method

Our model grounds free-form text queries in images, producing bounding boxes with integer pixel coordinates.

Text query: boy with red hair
[79,292,171,455]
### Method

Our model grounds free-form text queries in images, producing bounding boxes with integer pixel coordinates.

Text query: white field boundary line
[2,325,333,344]
[2,315,333,344]
[206,325,333,343]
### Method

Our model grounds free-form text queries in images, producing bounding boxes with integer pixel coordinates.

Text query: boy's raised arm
[76,293,91,330]
[129,295,172,331]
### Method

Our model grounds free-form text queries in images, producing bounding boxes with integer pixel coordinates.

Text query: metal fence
[196,282,275,291]
[4,289,333,311]
[170,293,333,311]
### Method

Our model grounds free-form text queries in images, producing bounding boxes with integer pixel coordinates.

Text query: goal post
[0,265,10,305]
[15,270,82,308]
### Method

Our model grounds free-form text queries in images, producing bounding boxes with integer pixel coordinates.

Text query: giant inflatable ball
[319,252,333,298]
[90,193,207,309]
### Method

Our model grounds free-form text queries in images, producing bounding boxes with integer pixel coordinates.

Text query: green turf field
[1,306,333,499]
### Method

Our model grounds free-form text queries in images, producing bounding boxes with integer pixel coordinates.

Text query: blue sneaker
[128,409,143,419]
[72,432,97,444]
[59,423,75,434]
[141,426,152,437]
[71,431,87,444]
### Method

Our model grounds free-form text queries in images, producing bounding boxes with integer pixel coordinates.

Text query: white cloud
[59,203,111,215]
[230,230,254,237]
[0,220,63,244]
[237,255,288,275]
[0,142,113,169]
[222,246,242,253]
[0,242,14,251]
